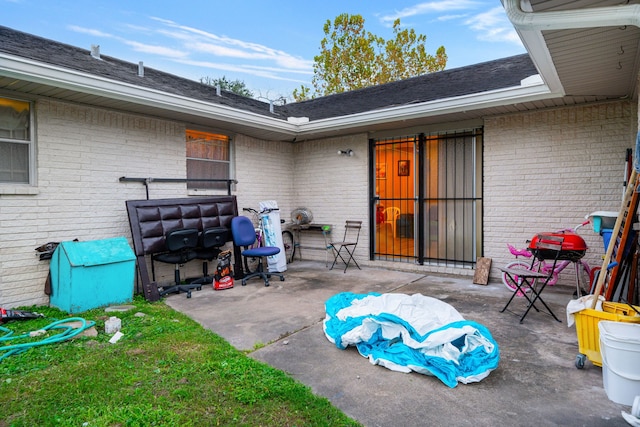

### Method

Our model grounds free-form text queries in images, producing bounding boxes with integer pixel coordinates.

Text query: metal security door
[371,130,482,266]
[372,136,417,262]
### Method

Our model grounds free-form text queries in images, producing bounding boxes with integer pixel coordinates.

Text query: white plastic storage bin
[599,320,640,406]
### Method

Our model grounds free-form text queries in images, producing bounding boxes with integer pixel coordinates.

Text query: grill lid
[528,231,588,261]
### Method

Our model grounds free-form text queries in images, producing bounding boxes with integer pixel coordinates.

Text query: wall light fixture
[338,149,354,157]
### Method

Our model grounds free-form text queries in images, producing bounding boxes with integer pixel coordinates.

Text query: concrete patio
[164,260,630,427]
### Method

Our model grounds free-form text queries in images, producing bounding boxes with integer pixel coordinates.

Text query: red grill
[528,231,588,261]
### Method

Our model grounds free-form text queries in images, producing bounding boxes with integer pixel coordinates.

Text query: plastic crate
[574,301,640,368]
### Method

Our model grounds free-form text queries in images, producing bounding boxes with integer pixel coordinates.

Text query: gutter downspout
[503,0,640,30]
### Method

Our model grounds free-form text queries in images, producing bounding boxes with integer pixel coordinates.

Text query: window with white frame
[0,97,32,184]
[186,129,231,190]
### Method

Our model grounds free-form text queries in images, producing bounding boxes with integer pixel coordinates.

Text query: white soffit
[503,0,640,98]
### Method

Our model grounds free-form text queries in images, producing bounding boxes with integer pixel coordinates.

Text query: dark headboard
[125,196,241,300]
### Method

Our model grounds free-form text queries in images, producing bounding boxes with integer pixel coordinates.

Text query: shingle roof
[280,54,537,120]
[0,25,537,121]
[0,25,275,117]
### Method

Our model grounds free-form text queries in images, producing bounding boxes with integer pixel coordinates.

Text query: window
[186,130,231,191]
[0,97,32,184]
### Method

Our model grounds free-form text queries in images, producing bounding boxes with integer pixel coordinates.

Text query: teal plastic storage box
[50,237,135,313]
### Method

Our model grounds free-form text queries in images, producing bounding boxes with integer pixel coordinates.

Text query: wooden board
[473,257,492,285]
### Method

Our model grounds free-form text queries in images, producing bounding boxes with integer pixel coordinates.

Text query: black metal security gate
[370,129,483,267]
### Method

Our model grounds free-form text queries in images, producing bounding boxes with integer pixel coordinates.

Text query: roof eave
[0,52,299,137]
[502,0,640,99]
[1,52,556,140]
[295,79,557,138]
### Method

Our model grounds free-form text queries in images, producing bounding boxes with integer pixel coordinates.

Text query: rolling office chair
[152,228,200,298]
[189,227,229,285]
[231,216,285,287]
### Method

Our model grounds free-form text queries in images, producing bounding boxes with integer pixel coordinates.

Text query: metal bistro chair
[499,233,565,323]
[329,220,362,273]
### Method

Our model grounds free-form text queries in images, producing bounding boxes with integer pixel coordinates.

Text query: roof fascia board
[512,28,564,94]
[295,80,556,137]
[0,52,298,136]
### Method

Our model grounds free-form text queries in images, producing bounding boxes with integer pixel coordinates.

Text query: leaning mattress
[323,292,500,388]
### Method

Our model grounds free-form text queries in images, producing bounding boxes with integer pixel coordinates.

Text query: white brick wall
[2,96,638,308]
[234,133,370,265]
[484,100,638,286]
[290,134,370,264]
[0,99,189,307]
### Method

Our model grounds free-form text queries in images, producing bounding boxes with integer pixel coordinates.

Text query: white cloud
[465,6,522,44]
[123,40,190,59]
[67,25,114,38]
[436,14,469,22]
[379,0,480,25]
[150,18,313,72]
[69,16,314,86]
[176,59,310,82]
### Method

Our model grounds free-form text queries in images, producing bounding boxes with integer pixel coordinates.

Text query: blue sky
[2,0,525,101]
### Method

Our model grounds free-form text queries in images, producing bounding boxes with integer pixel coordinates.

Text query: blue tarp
[323,292,500,388]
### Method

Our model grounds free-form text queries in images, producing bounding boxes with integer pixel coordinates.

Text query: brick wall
[0,99,189,307]
[484,100,637,285]
[2,96,637,307]
[234,133,370,266]
[290,134,370,264]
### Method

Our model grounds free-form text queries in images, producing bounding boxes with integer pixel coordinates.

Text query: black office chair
[231,216,285,287]
[189,227,229,285]
[329,220,362,273]
[152,228,200,298]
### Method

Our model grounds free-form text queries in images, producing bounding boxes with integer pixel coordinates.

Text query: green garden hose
[0,317,96,361]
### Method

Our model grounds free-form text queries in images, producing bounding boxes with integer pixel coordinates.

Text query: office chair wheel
[279,276,285,281]
[242,279,247,286]
[186,291,192,298]
[575,353,586,369]
[264,280,270,287]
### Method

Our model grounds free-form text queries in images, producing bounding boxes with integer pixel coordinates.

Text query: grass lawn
[0,296,360,427]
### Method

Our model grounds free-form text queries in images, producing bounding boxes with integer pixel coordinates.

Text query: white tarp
[323,292,500,388]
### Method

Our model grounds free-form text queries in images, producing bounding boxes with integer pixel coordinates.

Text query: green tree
[200,76,254,98]
[293,14,447,101]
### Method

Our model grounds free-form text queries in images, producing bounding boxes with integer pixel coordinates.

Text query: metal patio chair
[329,220,362,273]
[499,233,564,323]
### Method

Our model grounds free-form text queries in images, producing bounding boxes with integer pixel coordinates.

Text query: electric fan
[291,208,313,225]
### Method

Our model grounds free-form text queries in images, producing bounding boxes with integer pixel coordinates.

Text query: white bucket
[599,321,640,406]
